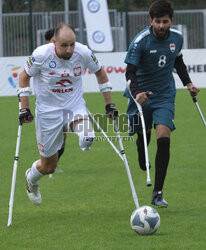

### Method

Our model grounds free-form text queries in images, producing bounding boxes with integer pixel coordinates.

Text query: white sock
[27,160,43,185]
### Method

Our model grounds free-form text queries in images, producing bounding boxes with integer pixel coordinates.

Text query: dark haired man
[124,0,199,207]
[45,28,55,43]
[18,23,118,205]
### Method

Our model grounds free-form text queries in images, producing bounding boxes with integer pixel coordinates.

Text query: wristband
[17,87,33,96]
[99,82,112,92]
[101,87,111,93]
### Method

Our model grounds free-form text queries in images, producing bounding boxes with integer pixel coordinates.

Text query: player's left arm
[174,53,199,96]
[95,67,118,119]
[82,46,118,118]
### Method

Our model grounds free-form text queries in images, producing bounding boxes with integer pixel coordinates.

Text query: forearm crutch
[126,80,152,186]
[7,96,22,227]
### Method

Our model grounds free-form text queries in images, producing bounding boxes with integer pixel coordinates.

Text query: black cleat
[151,191,168,208]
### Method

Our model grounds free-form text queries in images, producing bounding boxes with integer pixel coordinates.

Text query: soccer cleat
[151,191,168,208]
[25,169,42,205]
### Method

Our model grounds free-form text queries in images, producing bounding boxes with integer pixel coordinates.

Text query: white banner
[0,57,34,96]
[173,49,206,89]
[81,0,113,52]
[0,49,206,97]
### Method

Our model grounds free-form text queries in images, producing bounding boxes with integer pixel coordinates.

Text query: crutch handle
[192,96,197,103]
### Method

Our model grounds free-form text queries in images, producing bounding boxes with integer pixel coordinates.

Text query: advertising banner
[0,49,206,97]
[81,0,113,52]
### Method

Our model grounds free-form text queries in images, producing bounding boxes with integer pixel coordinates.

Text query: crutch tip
[147,181,152,187]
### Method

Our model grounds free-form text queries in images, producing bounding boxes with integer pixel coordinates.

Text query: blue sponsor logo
[87,0,100,13]
[49,61,56,68]
[92,31,105,44]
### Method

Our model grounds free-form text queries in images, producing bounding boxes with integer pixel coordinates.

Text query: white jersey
[24,42,101,113]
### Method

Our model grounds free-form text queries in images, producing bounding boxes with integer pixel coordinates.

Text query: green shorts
[127,95,175,136]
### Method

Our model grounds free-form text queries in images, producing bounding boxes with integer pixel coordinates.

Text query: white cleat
[25,169,42,205]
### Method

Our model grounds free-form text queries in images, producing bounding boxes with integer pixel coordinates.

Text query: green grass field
[0,89,206,249]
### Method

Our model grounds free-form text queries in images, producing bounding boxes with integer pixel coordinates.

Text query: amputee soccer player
[18,23,118,205]
[124,0,199,207]
[44,28,65,173]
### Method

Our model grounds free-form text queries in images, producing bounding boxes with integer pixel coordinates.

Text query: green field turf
[0,89,206,249]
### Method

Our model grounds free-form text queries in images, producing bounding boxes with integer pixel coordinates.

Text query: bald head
[54,23,76,40]
[54,23,76,60]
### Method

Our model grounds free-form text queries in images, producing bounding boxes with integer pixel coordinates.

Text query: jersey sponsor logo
[49,61,56,68]
[52,88,73,93]
[73,66,81,76]
[56,79,72,87]
[49,72,55,75]
[53,78,73,93]
[170,43,175,52]
[150,50,157,53]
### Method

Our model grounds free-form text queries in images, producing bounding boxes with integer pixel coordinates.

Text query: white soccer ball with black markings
[130,206,160,235]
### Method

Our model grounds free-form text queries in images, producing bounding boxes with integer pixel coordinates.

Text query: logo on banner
[6,64,22,88]
[87,0,100,13]
[92,31,105,44]
[170,43,175,52]
[49,61,56,68]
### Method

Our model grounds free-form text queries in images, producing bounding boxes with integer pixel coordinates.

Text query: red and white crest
[170,43,175,52]
[73,66,81,76]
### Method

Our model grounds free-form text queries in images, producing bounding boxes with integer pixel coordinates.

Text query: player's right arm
[126,63,149,105]
[19,70,31,109]
[125,38,149,105]
[18,46,44,124]
[18,70,33,124]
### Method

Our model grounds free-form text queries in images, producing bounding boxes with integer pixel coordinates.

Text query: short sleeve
[82,47,101,73]
[124,39,142,67]
[24,48,44,77]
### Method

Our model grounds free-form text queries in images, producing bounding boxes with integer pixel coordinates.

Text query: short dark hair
[45,28,55,42]
[54,23,76,38]
[149,0,174,19]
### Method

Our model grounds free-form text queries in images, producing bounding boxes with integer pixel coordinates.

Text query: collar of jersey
[55,45,61,59]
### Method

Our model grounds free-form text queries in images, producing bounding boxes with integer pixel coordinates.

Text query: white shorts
[35,99,89,157]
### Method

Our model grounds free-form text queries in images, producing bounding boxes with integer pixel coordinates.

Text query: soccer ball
[130,206,160,235]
